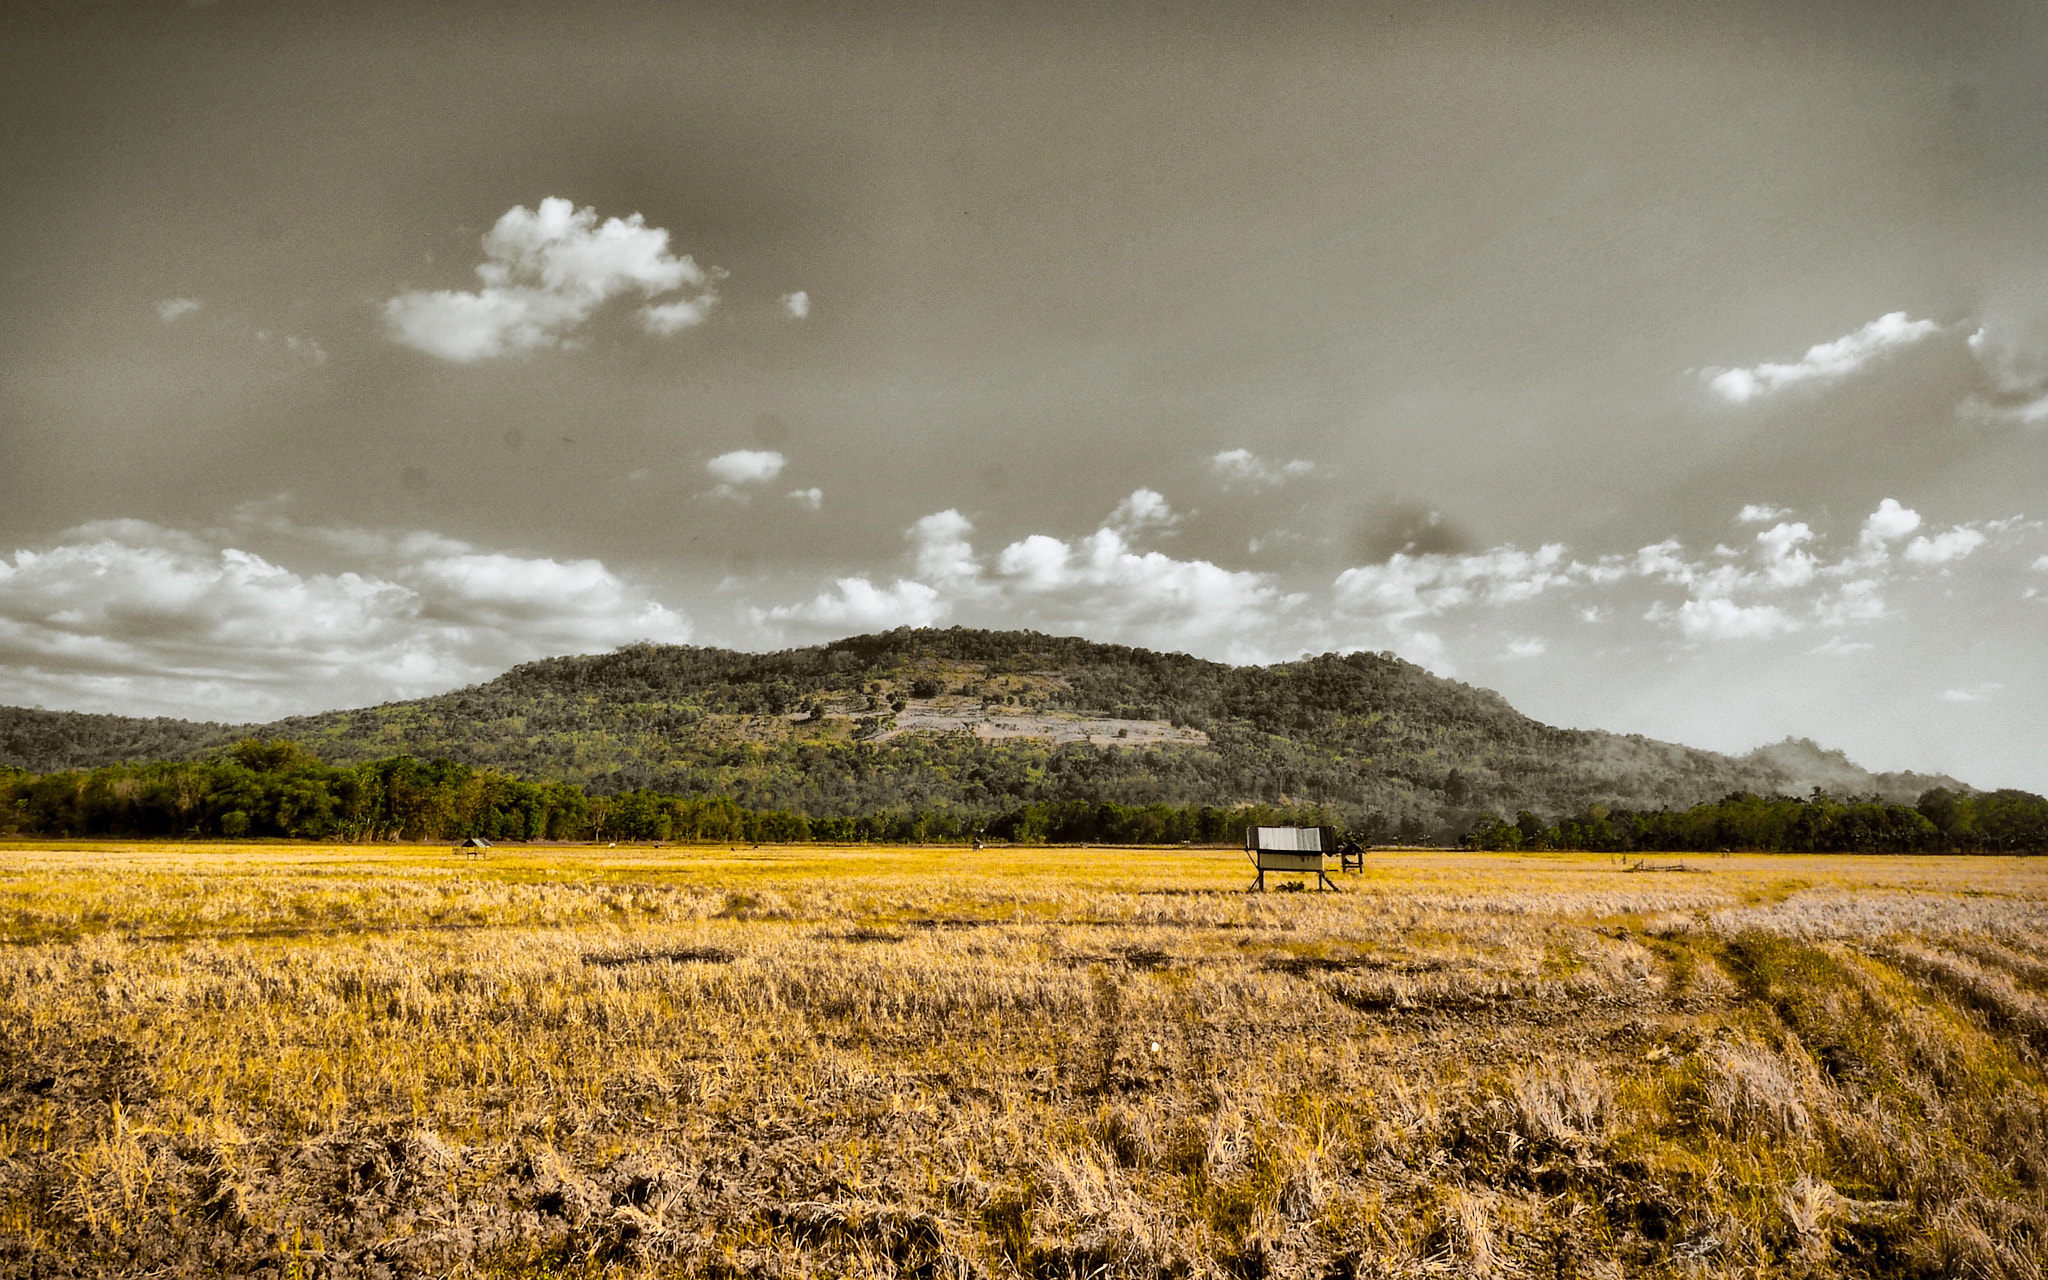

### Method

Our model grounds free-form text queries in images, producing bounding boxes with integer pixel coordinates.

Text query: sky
[2,0,2046,790]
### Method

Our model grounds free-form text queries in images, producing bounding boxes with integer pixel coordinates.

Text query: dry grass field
[3,841,2046,1279]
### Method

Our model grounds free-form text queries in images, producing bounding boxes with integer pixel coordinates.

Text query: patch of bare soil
[803,698,1210,748]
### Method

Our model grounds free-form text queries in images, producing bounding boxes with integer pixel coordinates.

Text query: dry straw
[1,842,2044,1277]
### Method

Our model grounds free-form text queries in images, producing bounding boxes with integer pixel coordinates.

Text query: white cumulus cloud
[744,495,2035,676]
[781,291,810,319]
[639,298,713,335]
[1814,578,1887,627]
[1904,526,1987,565]
[761,577,945,630]
[1633,500,2022,644]
[0,521,690,720]
[1326,544,1580,672]
[756,497,1293,657]
[1634,539,1695,585]
[1859,497,1922,554]
[1209,449,1316,487]
[156,298,202,323]
[1704,312,1940,403]
[1107,488,1179,535]
[1332,545,1574,621]
[384,197,718,361]
[908,510,980,587]
[1661,597,1801,641]
[705,450,786,485]
[992,527,1289,647]
[1753,522,1818,588]
[786,488,823,510]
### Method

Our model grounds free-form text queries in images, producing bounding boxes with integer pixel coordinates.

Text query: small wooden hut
[1245,825,1340,892]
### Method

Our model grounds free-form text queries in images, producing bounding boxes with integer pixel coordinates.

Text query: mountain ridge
[0,627,1971,835]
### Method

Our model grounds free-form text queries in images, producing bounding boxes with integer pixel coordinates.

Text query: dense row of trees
[6,739,2042,853]
[4,742,592,843]
[0,741,1341,846]
[1463,788,2048,854]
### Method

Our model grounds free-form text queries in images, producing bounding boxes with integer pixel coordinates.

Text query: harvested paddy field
[2,843,2046,1278]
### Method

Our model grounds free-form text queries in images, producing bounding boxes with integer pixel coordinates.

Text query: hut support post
[1245,867,1341,892]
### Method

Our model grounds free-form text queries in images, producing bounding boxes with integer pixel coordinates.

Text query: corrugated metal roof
[1250,826,1323,852]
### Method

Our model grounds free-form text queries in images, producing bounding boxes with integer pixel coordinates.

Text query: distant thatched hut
[456,836,492,857]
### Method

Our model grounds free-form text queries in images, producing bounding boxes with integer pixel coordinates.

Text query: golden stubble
[2,842,2045,1277]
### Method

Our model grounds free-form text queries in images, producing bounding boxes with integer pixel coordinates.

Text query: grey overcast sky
[3,0,2047,788]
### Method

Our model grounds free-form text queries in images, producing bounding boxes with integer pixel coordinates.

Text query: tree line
[6,740,2041,852]
[0,740,1340,846]
[1462,788,2048,854]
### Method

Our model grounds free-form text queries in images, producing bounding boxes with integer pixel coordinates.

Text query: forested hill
[0,628,1968,838]
[0,706,246,773]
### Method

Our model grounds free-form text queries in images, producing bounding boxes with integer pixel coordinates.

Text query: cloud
[1942,682,2003,703]
[781,291,810,319]
[992,535,1070,592]
[1629,500,2023,645]
[992,527,1291,646]
[1964,311,2048,425]
[1859,497,1922,553]
[1754,522,1817,588]
[1321,543,1583,671]
[1107,488,1179,535]
[1736,504,1789,524]
[1656,597,1801,641]
[156,298,202,323]
[705,450,786,485]
[1634,539,1695,585]
[758,497,1294,656]
[1975,396,2048,427]
[0,521,689,719]
[1960,392,2048,427]
[1209,449,1316,487]
[16,487,2030,727]
[786,487,823,510]
[1969,321,2043,396]
[738,493,2037,677]
[2034,555,2048,574]
[1704,311,1940,403]
[1332,544,1574,621]
[384,197,717,361]
[1814,578,1887,626]
[639,298,713,335]
[283,335,328,365]
[908,509,980,587]
[1903,526,1986,565]
[761,577,944,630]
